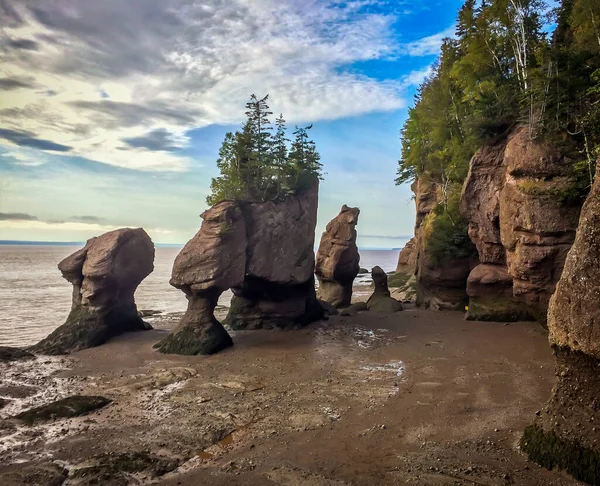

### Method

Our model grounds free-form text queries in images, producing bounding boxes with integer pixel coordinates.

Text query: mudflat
[0,308,582,485]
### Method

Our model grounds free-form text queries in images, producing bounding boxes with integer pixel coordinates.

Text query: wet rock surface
[13,395,111,425]
[32,228,155,355]
[522,159,600,484]
[0,310,576,485]
[315,205,361,308]
[0,347,34,363]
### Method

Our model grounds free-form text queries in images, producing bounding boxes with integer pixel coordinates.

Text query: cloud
[0,0,416,172]
[0,75,36,89]
[0,128,72,152]
[0,212,38,221]
[5,37,39,50]
[69,215,105,223]
[122,128,185,152]
[401,26,455,57]
[0,212,106,225]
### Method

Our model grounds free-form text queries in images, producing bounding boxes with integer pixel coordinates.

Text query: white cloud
[401,26,456,57]
[0,0,417,172]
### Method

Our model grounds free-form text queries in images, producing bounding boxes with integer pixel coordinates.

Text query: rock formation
[33,228,154,355]
[366,266,403,313]
[460,127,581,322]
[411,176,477,310]
[226,181,323,330]
[158,180,324,355]
[315,205,360,307]
[521,158,600,484]
[155,202,243,355]
[395,237,417,274]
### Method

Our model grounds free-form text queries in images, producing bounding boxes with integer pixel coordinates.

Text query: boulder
[521,159,600,484]
[315,205,360,307]
[366,266,403,313]
[33,228,154,355]
[156,202,244,355]
[395,237,417,274]
[225,180,324,329]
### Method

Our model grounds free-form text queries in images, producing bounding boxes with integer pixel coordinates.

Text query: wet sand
[0,308,583,485]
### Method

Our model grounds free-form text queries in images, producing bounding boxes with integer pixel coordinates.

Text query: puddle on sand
[360,360,405,377]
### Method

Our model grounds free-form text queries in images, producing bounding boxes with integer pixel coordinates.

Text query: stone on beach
[32,228,155,355]
[366,266,403,313]
[315,205,361,308]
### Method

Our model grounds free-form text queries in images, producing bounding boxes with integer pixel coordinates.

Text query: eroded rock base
[32,304,150,355]
[226,281,324,330]
[521,347,600,483]
[155,296,233,355]
[465,297,535,322]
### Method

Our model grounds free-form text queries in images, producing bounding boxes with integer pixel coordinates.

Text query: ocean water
[0,245,401,347]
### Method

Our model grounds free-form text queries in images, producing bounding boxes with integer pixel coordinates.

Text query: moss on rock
[521,425,600,485]
[465,297,536,322]
[155,320,232,356]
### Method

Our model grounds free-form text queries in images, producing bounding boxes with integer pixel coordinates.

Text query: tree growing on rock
[207,95,323,205]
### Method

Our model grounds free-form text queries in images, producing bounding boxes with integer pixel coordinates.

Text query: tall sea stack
[315,205,360,308]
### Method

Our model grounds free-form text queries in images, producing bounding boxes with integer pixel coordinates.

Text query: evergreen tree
[207,96,322,204]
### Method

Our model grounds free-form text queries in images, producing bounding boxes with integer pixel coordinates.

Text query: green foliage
[423,191,477,266]
[207,95,322,205]
[521,424,600,485]
[397,0,600,266]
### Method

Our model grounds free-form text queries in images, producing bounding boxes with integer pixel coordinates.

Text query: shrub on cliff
[207,95,323,205]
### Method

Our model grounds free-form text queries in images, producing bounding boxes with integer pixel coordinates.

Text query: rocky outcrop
[226,181,323,329]
[155,202,243,355]
[395,237,417,274]
[410,175,476,310]
[521,159,600,484]
[158,181,324,354]
[366,266,403,313]
[315,205,360,307]
[33,228,154,355]
[500,128,581,321]
[460,128,581,322]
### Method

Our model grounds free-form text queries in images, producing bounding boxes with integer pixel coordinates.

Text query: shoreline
[0,309,579,485]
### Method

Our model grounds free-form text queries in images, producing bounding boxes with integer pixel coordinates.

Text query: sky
[0,0,464,248]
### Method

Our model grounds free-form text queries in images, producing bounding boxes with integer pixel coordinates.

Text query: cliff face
[411,177,477,310]
[460,127,581,322]
[521,158,600,484]
[407,127,583,320]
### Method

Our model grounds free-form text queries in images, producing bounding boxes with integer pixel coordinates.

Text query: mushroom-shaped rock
[521,158,600,484]
[366,266,403,313]
[33,228,154,355]
[156,202,245,355]
[315,205,360,307]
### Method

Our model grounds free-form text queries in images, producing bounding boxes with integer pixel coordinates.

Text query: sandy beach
[0,307,582,485]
